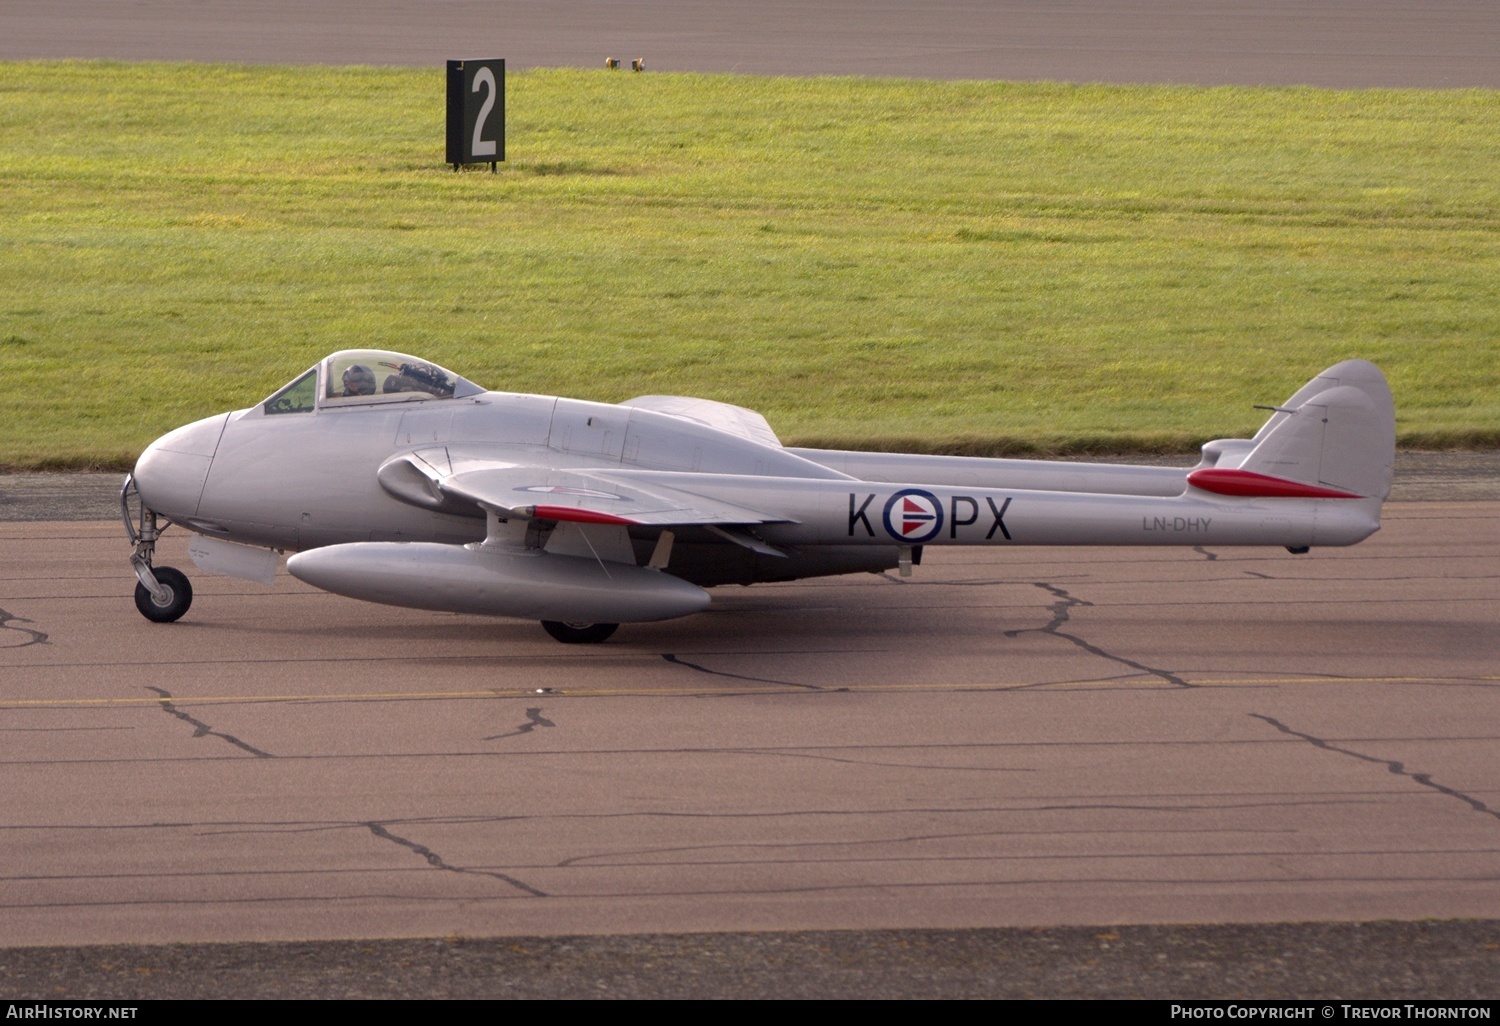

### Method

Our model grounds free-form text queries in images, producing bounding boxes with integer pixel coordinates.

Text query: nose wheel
[134,566,193,623]
[123,474,194,623]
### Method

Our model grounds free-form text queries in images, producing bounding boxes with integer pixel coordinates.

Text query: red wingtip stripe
[1188,468,1362,500]
[529,504,639,525]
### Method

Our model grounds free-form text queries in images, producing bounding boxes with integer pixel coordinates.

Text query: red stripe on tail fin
[1188,468,1361,499]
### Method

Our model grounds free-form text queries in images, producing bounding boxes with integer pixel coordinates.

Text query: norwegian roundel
[881,489,944,544]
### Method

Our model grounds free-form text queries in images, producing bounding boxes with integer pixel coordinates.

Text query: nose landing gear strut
[122,475,193,623]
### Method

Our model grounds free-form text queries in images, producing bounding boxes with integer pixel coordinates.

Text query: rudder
[1236,360,1398,501]
[1195,360,1395,500]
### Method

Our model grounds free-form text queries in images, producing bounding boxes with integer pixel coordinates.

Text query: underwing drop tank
[286,542,710,623]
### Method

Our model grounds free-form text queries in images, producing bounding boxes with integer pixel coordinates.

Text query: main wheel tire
[134,566,193,623]
[540,620,619,644]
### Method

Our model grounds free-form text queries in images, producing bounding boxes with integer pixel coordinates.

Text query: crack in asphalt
[0,606,47,647]
[1251,713,1500,824]
[483,707,555,741]
[364,822,546,897]
[661,653,831,691]
[144,687,273,758]
[1005,583,1195,689]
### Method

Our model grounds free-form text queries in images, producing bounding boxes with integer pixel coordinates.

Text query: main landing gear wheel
[134,566,193,623]
[540,620,619,644]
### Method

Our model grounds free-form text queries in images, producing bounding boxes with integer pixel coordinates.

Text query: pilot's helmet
[342,364,376,396]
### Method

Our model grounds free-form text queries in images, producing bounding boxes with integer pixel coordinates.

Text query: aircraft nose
[133,413,229,520]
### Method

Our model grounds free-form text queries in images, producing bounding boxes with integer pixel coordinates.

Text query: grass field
[1,61,1496,469]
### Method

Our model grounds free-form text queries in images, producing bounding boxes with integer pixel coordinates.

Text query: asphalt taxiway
[2,487,1497,962]
[1,473,1498,996]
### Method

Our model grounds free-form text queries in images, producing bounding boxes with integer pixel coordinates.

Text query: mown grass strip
[1,62,1496,469]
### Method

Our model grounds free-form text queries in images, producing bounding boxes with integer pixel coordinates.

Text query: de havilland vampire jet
[124,351,1395,643]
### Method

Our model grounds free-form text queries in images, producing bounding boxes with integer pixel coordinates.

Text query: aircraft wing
[619,395,782,448]
[378,449,793,527]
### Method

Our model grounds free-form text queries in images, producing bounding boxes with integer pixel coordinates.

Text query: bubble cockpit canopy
[263,350,484,415]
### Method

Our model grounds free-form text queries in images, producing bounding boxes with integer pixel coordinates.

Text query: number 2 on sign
[471,67,498,157]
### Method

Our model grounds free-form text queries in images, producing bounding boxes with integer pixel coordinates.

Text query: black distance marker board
[446,58,505,170]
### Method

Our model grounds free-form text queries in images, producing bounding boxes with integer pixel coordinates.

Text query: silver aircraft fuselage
[125,350,1395,640]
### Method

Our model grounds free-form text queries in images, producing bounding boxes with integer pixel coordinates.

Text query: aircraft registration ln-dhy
[124,352,1394,643]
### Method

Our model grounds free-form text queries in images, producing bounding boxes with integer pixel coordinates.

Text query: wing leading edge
[378,449,795,527]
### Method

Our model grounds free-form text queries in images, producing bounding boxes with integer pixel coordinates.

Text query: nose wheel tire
[134,566,193,623]
[541,620,618,644]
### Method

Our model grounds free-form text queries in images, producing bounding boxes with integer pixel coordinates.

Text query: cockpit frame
[262,350,483,416]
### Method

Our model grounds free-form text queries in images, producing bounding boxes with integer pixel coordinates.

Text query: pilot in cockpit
[342,364,377,397]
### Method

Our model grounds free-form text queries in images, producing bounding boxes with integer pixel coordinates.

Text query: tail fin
[1192,360,1395,500]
